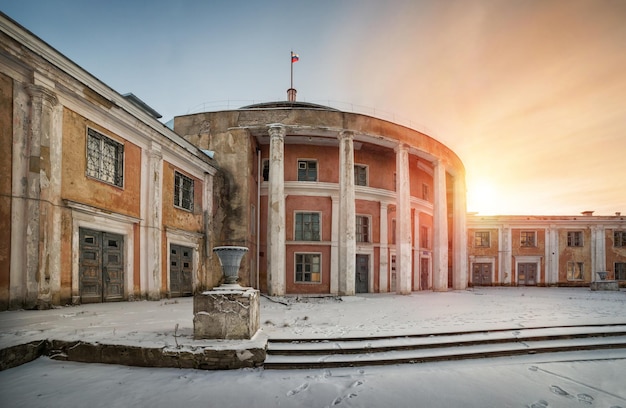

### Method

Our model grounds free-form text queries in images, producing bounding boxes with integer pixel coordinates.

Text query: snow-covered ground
[1,287,625,407]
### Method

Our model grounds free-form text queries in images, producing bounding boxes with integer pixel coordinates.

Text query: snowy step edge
[263,336,626,367]
[267,328,626,354]
[267,323,626,344]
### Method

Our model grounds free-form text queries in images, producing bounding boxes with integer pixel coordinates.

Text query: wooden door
[170,244,193,297]
[355,254,369,293]
[79,228,124,303]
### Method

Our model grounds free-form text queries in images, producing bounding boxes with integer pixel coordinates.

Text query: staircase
[264,324,626,369]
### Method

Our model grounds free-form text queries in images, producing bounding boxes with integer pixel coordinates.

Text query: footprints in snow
[528,384,597,407]
[286,374,365,407]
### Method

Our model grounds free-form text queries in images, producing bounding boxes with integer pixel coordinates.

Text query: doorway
[170,244,193,297]
[79,228,124,303]
[472,263,492,286]
[518,263,537,286]
[420,257,429,290]
[355,254,369,293]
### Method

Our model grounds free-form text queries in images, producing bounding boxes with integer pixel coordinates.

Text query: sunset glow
[3,0,624,216]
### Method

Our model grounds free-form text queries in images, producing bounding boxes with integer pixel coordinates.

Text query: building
[467,212,626,287]
[0,13,218,310]
[174,101,468,296]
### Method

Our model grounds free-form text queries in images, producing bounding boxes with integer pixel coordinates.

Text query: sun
[467,179,502,215]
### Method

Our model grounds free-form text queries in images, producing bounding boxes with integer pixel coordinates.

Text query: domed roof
[239,101,339,111]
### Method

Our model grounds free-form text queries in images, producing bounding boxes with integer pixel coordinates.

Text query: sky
[1,0,625,216]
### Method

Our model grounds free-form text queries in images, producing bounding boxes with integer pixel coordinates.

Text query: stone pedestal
[193,285,260,340]
[590,280,619,291]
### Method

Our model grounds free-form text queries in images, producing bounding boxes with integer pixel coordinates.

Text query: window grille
[86,128,124,187]
[174,171,194,211]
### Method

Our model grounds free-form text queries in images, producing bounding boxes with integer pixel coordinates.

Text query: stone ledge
[590,281,620,291]
[0,335,268,371]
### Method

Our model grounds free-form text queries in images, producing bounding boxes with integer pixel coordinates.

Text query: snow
[1,287,625,407]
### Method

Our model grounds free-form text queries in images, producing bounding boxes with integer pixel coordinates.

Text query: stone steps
[264,324,626,369]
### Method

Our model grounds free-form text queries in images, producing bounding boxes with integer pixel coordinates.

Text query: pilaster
[142,142,163,300]
[452,176,468,290]
[379,202,389,292]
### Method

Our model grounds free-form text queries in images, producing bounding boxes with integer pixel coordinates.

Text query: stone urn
[213,246,248,285]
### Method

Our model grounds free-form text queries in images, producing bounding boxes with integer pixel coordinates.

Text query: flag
[291,52,299,63]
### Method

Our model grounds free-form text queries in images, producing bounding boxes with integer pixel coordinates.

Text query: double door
[518,263,537,286]
[79,228,124,303]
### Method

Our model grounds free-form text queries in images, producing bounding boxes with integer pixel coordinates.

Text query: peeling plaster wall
[0,72,12,309]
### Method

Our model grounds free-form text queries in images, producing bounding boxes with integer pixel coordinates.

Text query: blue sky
[2,0,625,216]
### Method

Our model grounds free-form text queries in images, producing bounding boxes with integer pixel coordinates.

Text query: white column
[433,160,448,292]
[395,143,412,294]
[545,225,558,285]
[202,171,214,290]
[413,209,420,290]
[592,225,606,279]
[330,195,339,294]
[267,124,286,296]
[142,142,163,300]
[338,130,356,295]
[452,176,468,290]
[379,202,389,292]
[501,226,512,285]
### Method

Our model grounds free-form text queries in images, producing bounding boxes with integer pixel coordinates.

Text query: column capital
[394,142,409,153]
[26,84,58,106]
[268,124,286,140]
[338,130,354,140]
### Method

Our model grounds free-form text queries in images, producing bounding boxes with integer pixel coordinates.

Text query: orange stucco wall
[510,228,546,283]
[354,145,396,191]
[161,162,204,292]
[606,229,626,279]
[558,229,592,284]
[61,109,141,218]
[284,145,339,183]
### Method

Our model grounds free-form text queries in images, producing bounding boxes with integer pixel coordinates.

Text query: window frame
[420,226,430,249]
[422,183,430,201]
[567,231,583,247]
[520,230,537,247]
[614,231,626,247]
[297,159,318,181]
[615,262,626,281]
[356,215,371,243]
[294,211,321,241]
[86,127,124,188]
[262,159,270,182]
[354,164,368,186]
[294,252,322,283]
[174,171,194,212]
[567,261,584,281]
[474,231,490,248]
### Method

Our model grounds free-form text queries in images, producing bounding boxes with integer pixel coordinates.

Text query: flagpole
[290,51,294,90]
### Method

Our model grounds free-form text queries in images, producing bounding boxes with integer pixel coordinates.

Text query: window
[567,231,583,247]
[295,253,321,283]
[520,231,536,247]
[297,160,317,181]
[474,231,490,248]
[295,212,320,241]
[615,263,626,281]
[422,183,430,201]
[354,165,367,186]
[356,215,370,243]
[567,262,584,281]
[421,226,429,249]
[86,128,124,187]
[615,231,626,247]
[174,171,194,211]
[262,159,269,182]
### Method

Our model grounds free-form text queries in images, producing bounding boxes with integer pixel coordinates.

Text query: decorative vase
[213,246,248,285]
